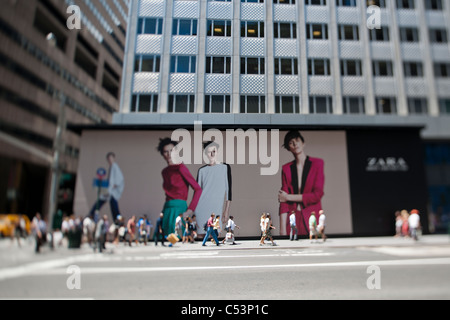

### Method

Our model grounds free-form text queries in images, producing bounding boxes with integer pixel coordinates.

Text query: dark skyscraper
[0,0,129,219]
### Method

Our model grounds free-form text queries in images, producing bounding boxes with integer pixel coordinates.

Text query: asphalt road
[1,236,450,300]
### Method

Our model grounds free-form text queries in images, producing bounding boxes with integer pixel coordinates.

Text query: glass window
[205,95,231,113]
[173,19,197,36]
[168,95,195,113]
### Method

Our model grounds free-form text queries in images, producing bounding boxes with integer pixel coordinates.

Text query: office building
[74,0,450,236]
[0,0,129,219]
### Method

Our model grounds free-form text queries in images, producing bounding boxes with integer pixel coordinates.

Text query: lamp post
[46,33,67,249]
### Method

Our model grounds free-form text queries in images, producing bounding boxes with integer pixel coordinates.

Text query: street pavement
[0,234,449,300]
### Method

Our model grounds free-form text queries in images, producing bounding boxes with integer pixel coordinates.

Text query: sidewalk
[1,234,449,270]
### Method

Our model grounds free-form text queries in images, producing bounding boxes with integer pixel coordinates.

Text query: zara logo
[366,157,409,172]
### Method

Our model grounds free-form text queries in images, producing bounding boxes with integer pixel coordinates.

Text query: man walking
[318,210,327,242]
[408,209,421,241]
[94,215,108,253]
[222,216,240,245]
[202,213,220,246]
[154,213,165,246]
[289,210,298,241]
[309,211,318,243]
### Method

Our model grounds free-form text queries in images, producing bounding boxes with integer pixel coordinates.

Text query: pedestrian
[394,210,403,237]
[408,209,421,241]
[13,215,24,248]
[261,213,276,246]
[83,215,95,247]
[309,211,318,243]
[175,213,183,240]
[137,216,147,245]
[191,214,198,240]
[289,210,297,241]
[183,216,194,243]
[259,213,267,245]
[115,215,126,244]
[401,209,410,237]
[89,152,125,222]
[318,209,327,242]
[31,213,46,253]
[94,214,108,253]
[211,215,221,243]
[127,215,137,246]
[202,213,220,246]
[154,213,166,246]
[222,216,240,245]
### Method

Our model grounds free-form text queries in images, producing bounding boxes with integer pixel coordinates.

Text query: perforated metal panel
[341,77,366,96]
[173,0,199,19]
[136,35,163,54]
[336,7,360,25]
[274,39,297,57]
[307,40,331,58]
[275,75,299,95]
[305,6,328,23]
[405,78,428,97]
[206,37,233,56]
[133,73,160,93]
[273,4,296,22]
[241,38,265,57]
[240,75,265,95]
[171,36,198,55]
[370,43,393,60]
[426,11,447,28]
[241,3,264,21]
[169,74,196,94]
[401,43,423,61]
[431,44,450,62]
[207,2,233,20]
[397,10,419,27]
[139,0,165,17]
[380,10,391,25]
[374,78,397,96]
[205,74,232,94]
[308,76,333,95]
[436,79,450,97]
[339,42,363,59]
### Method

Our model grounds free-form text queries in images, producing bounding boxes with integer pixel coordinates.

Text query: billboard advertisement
[74,126,353,237]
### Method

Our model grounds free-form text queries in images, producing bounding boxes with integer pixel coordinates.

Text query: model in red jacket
[278,131,325,236]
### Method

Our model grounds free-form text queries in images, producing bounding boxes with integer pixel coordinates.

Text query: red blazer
[279,157,325,229]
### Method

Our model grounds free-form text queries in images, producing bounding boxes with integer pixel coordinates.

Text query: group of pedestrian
[259,212,276,246]
[395,209,421,241]
[286,209,327,243]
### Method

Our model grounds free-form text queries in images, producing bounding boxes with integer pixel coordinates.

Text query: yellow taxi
[0,214,31,237]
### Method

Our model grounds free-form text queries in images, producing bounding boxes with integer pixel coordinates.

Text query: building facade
[117,0,449,136]
[108,0,450,233]
[0,0,129,219]
[67,0,450,236]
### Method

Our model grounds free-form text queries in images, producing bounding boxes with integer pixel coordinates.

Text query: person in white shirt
[289,211,298,241]
[260,213,276,246]
[408,209,421,241]
[175,213,183,239]
[318,210,327,242]
[89,152,124,222]
[222,216,240,244]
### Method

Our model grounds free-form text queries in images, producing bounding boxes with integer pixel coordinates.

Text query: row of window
[131,93,450,115]
[178,0,444,11]
[135,54,450,78]
[138,17,449,44]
